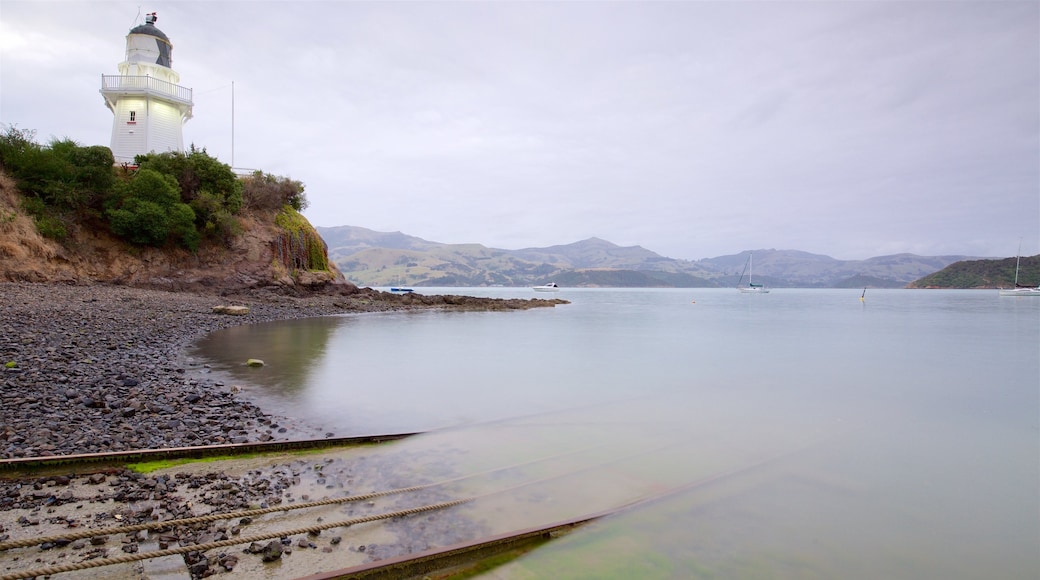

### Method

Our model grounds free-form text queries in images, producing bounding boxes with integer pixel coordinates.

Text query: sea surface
[191,288,1039,578]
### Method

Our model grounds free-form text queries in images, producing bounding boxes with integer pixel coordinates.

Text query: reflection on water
[193,315,344,396]
[190,289,1040,578]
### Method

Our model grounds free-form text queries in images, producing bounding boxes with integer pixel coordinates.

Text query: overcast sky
[2,1,1037,260]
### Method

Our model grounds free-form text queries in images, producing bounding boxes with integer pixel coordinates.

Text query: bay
[190,288,1039,578]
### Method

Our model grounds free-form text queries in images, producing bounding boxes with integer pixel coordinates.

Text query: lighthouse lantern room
[100,12,193,164]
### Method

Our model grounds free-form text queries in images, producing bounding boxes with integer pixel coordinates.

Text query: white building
[100,12,193,165]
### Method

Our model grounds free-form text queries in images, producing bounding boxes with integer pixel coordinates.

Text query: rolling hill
[907,255,1040,289]
[316,225,975,288]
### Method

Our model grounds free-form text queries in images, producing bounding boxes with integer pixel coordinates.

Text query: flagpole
[231,80,235,169]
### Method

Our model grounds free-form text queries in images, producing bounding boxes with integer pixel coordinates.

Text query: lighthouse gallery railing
[101,75,193,104]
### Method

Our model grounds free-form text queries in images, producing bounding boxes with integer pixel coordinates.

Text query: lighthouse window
[129,111,136,122]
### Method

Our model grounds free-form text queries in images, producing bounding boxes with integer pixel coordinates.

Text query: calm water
[191,288,1039,578]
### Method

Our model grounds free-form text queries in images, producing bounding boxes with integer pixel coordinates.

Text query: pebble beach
[1,282,394,457]
[0,282,561,578]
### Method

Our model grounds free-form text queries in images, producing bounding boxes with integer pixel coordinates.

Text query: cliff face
[0,172,349,292]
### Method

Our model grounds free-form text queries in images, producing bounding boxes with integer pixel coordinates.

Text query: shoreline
[0,281,565,578]
[1,281,566,459]
[1,282,382,459]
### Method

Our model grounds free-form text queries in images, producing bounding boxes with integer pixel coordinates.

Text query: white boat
[998,244,1040,296]
[736,253,770,294]
[532,282,560,292]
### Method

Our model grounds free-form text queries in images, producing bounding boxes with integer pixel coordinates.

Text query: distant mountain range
[316,225,980,288]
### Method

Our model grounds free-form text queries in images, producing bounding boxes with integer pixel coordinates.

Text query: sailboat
[736,253,770,294]
[998,242,1040,296]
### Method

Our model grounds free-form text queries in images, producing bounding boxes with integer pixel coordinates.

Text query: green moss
[4,361,16,368]
[128,451,272,473]
[275,205,329,272]
[127,457,220,473]
[126,446,344,474]
[442,542,551,579]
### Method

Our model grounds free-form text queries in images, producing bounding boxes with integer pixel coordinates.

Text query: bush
[19,195,68,241]
[0,125,39,175]
[204,208,242,245]
[169,202,200,251]
[48,139,115,210]
[108,200,170,246]
[242,171,308,212]
[0,127,115,214]
[107,168,198,250]
[135,146,242,210]
[135,147,243,242]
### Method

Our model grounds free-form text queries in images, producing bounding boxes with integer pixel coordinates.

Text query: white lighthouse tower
[100,12,193,164]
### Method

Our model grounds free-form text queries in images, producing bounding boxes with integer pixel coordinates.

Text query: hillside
[907,255,1040,289]
[698,251,966,288]
[317,225,972,288]
[0,170,346,292]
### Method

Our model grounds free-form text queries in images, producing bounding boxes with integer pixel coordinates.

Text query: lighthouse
[100,12,193,164]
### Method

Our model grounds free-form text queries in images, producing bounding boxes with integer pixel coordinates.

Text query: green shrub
[0,125,40,175]
[0,127,115,214]
[108,200,170,246]
[107,168,198,250]
[135,146,242,213]
[19,195,47,220]
[169,202,200,251]
[204,208,242,244]
[19,195,67,240]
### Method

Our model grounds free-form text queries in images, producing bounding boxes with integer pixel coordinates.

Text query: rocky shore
[0,282,564,458]
[0,281,564,578]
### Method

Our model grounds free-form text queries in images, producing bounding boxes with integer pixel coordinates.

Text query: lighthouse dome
[124,12,173,69]
[128,21,170,42]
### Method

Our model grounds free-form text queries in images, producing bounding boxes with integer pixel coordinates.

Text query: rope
[0,498,472,580]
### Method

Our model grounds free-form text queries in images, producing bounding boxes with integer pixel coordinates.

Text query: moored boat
[737,253,770,294]
[998,242,1040,296]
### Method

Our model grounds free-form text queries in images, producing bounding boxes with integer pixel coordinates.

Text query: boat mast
[1014,238,1022,287]
[737,254,750,288]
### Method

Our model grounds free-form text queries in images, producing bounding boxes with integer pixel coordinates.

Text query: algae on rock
[275,206,330,273]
